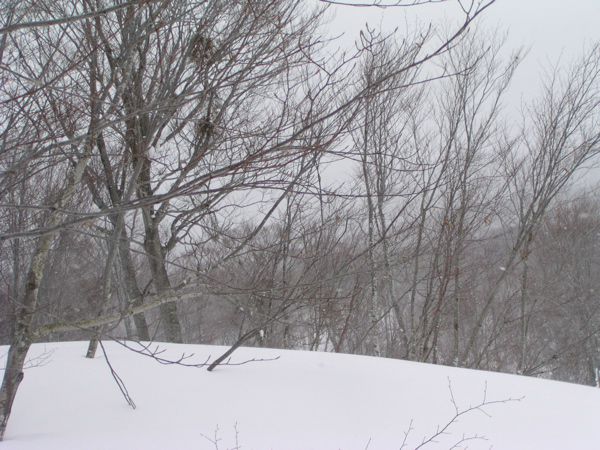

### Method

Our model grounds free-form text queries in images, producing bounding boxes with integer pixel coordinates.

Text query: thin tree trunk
[452,264,461,366]
[86,221,122,358]
[407,205,426,358]
[517,238,531,373]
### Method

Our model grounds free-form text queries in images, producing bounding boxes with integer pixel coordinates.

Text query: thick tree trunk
[143,223,182,343]
[117,229,150,341]
[0,344,27,440]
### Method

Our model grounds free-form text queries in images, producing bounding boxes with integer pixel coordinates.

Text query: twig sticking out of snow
[0,347,55,371]
[111,339,280,370]
[199,425,222,450]
[405,378,523,449]
[23,347,55,369]
[99,340,136,410]
[199,423,241,450]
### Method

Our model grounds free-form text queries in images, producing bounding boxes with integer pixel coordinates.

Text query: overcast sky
[316,0,600,186]
[323,0,600,106]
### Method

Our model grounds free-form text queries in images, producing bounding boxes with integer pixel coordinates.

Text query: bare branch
[0,0,163,34]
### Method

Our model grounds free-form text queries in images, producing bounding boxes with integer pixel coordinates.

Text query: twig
[399,419,414,449]
[1,348,55,371]
[319,0,447,7]
[0,0,164,34]
[99,340,136,410]
[23,348,55,369]
[232,422,240,450]
[413,378,523,449]
[200,424,243,450]
[200,425,221,450]
[110,339,280,370]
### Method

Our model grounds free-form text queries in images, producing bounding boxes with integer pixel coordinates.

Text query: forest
[1,0,600,440]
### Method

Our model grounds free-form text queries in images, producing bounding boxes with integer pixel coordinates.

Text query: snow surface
[2,341,600,449]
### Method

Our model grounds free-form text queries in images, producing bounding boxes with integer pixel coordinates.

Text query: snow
[2,341,600,449]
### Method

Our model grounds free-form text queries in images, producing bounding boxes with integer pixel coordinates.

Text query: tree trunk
[117,228,150,341]
[143,221,182,343]
[0,151,91,440]
[517,248,530,374]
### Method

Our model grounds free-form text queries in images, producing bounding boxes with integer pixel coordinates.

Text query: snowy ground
[1,341,599,449]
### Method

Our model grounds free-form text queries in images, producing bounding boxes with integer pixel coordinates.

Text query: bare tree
[461,44,600,367]
[0,0,501,439]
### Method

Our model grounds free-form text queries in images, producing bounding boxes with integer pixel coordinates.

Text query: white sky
[316,0,600,187]
[322,0,600,105]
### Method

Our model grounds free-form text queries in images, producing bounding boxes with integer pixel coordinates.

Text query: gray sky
[323,0,600,106]
[315,0,600,186]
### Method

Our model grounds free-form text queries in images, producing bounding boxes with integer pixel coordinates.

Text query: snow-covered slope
[1,341,599,449]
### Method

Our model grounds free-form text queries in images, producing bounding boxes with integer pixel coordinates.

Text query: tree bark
[0,152,91,440]
[142,219,182,343]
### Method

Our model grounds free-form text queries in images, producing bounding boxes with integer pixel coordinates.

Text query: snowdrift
[1,341,599,449]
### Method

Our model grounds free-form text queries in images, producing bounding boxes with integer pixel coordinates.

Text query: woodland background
[1,0,600,438]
